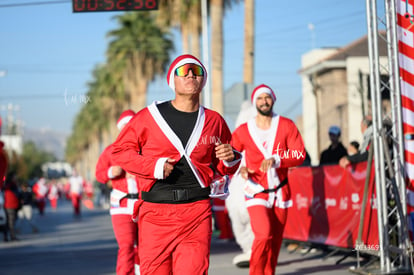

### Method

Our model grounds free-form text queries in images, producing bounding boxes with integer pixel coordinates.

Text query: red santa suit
[32,178,48,215]
[96,142,139,275]
[68,173,84,216]
[47,182,59,210]
[112,101,241,274]
[231,84,305,275]
[212,197,234,240]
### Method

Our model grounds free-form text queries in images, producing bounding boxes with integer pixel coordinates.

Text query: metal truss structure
[356,0,414,273]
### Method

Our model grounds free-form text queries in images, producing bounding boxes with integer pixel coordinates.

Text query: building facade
[299,34,389,165]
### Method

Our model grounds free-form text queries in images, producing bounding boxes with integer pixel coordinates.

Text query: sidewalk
[0,200,366,275]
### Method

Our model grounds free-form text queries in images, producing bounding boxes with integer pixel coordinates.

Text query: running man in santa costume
[111,54,241,275]
[32,177,48,216]
[68,169,84,217]
[47,180,59,211]
[95,109,140,275]
[231,84,306,275]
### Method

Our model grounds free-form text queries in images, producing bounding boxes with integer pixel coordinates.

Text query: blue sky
[0,0,374,135]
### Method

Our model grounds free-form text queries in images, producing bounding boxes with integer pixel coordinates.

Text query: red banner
[283,162,379,249]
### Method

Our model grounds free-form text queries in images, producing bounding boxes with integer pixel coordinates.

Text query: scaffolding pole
[354,0,413,273]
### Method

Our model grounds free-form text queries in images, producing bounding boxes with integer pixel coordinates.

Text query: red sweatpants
[247,205,288,275]
[37,199,46,215]
[71,194,81,215]
[138,200,212,275]
[111,214,139,275]
[212,198,234,240]
[49,198,58,209]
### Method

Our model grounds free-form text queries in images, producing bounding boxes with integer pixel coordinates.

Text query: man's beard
[257,103,273,116]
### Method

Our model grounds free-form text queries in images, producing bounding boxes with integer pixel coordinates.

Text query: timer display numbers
[72,0,158,12]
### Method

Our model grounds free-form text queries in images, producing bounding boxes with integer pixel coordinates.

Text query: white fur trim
[108,167,115,179]
[117,115,133,130]
[110,208,134,215]
[154,157,168,179]
[272,154,281,168]
[252,87,275,107]
[275,199,293,208]
[168,58,204,92]
[246,198,271,208]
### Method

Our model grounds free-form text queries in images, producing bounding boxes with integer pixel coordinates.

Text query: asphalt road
[0,200,374,275]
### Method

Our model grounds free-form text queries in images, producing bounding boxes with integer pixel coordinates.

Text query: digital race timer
[72,0,158,12]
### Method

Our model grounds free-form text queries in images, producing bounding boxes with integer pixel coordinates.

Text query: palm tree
[157,0,242,115]
[65,107,93,165]
[157,0,201,57]
[89,62,128,142]
[210,0,240,114]
[66,0,247,166]
[243,0,254,84]
[66,12,174,169]
[186,1,202,57]
[107,11,174,112]
[210,0,224,114]
[65,62,126,167]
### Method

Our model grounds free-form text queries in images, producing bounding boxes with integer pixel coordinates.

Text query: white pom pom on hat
[251,84,276,106]
[166,54,207,92]
[117,109,135,130]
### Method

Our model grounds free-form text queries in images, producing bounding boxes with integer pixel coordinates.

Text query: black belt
[141,188,211,204]
[124,193,139,199]
[261,178,288,193]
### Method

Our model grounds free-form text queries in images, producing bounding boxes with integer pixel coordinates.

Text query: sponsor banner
[283,162,379,249]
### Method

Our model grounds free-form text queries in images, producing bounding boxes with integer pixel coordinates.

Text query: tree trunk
[244,0,254,84]
[210,0,224,114]
[88,135,100,182]
[190,4,201,58]
[181,25,190,54]
[125,57,148,112]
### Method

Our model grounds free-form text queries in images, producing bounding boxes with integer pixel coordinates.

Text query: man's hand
[260,158,275,172]
[164,158,176,178]
[215,143,235,162]
[111,166,123,177]
[239,166,255,180]
[339,156,350,168]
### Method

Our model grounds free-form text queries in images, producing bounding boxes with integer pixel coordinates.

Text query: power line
[225,10,366,46]
[4,69,90,74]
[0,0,69,8]
[0,94,65,100]
[258,10,365,39]
[281,96,303,117]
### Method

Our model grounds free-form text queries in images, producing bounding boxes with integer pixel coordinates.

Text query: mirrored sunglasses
[174,64,204,77]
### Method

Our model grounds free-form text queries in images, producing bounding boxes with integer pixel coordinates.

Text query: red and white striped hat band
[166,54,207,92]
[117,109,135,130]
[251,84,276,106]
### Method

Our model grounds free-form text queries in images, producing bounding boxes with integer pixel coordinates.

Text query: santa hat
[117,109,135,130]
[166,54,207,92]
[251,84,276,106]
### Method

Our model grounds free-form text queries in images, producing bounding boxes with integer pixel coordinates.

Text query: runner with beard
[231,84,306,275]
